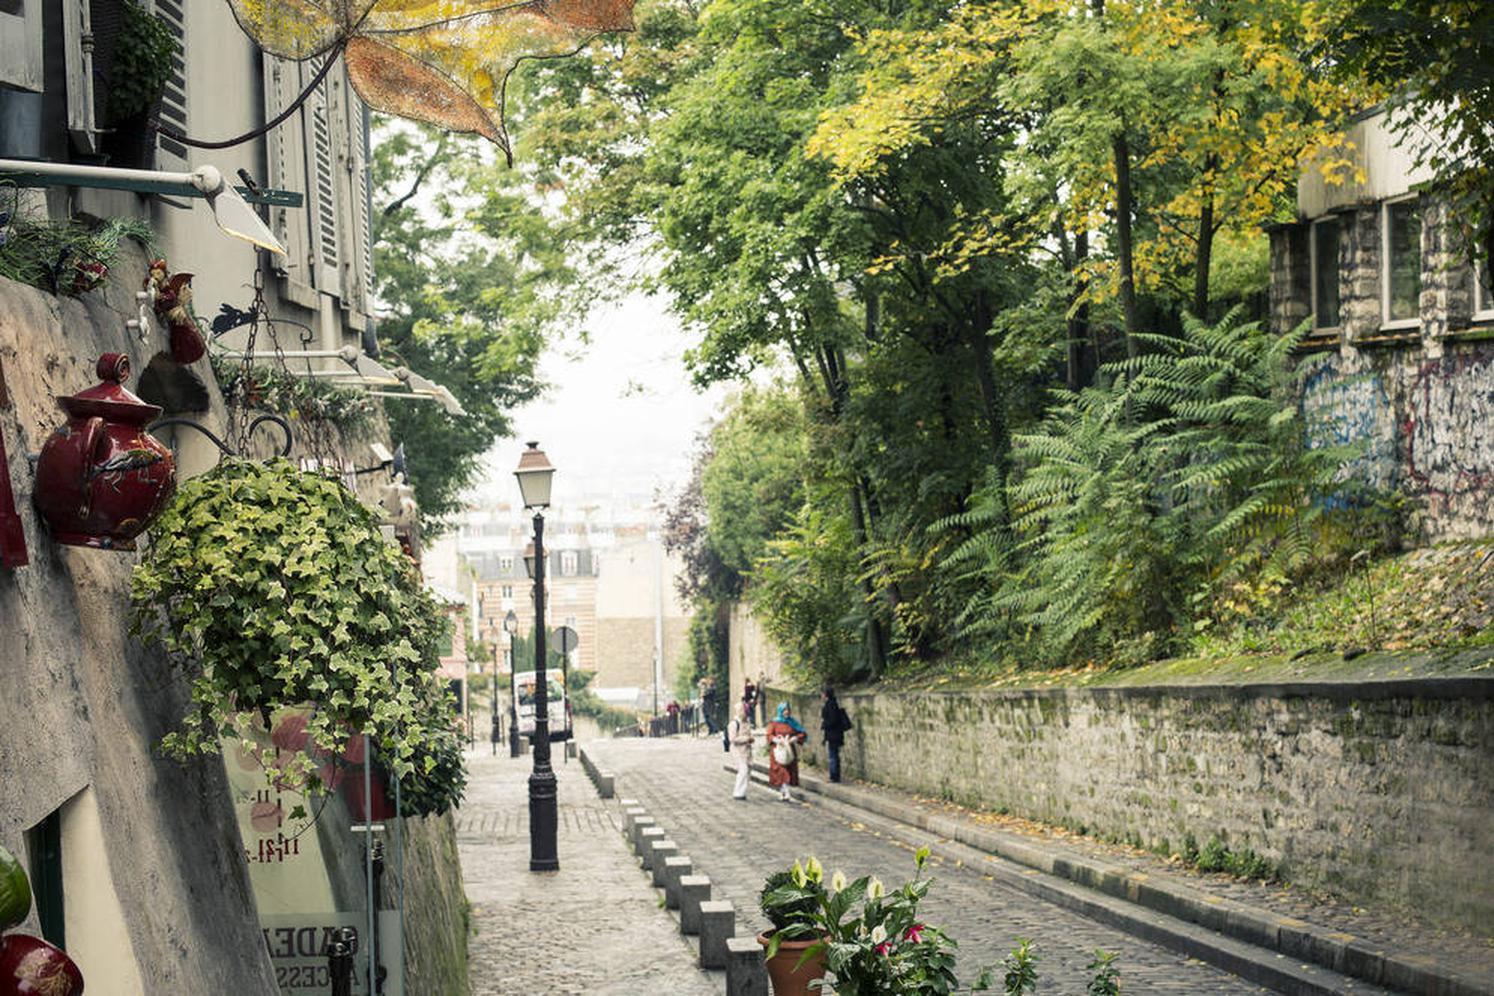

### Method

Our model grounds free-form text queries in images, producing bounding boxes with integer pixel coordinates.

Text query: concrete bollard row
[698,900,735,970]
[662,856,692,909]
[630,815,656,854]
[577,747,617,798]
[649,839,679,883]
[679,875,711,935]
[724,936,768,996]
[638,827,666,870]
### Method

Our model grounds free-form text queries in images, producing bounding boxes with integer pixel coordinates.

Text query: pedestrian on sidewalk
[766,702,807,802]
[729,700,755,800]
[820,685,852,783]
[701,677,718,735]
[742,678,758,725]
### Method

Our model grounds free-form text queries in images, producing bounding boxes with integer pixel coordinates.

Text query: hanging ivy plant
[394,705,467,818]
[209,353,377,434]
[130,458,457,802]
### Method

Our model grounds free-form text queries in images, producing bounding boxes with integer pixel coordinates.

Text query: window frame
[1380,194,1423,332]
[1474,258,1494,322]
[0,0,44,93]
[1310,216,1342,332]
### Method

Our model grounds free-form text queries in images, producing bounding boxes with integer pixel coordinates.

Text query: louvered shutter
[261,52,314,291]
[346,97,375,319]
[151,0,188,168]
[302,56,343,299]
[0,1,44,92]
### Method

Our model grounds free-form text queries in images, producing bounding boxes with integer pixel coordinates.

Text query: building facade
[1270,107,1494,539]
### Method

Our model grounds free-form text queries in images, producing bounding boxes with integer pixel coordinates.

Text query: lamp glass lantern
[513,441,555,510]
[503,609,518,636]
[522,541,537,579]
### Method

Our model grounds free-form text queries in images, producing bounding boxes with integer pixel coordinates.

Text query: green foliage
[0,217,153,296]
[1192,835,1274,880]
[567,669,638,733]
[1002,939,1040,996]
[760,866,824,933]
[371,122,587,529]
[749,496,866,684]
[131,459,463,813]
[209,353,376,434]
[105,0,180,121]
[1087,950,1121,996]
[956,311,1363,667]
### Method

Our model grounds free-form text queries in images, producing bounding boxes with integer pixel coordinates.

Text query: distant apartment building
[434,500,692,706]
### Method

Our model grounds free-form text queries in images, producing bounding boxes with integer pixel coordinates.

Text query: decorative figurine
[146,257,205,364]
[33,353,176,550]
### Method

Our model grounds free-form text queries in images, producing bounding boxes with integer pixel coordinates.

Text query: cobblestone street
[588,737,1279,995]
[456,746,719,995]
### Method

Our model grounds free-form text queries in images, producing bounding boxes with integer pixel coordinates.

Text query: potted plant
[758,858,830,996]
[761,848,995,995]
[99,0,179,169]
[130,458,459,804]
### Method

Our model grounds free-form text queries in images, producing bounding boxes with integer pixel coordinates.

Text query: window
[501,585,513,599]
[1382,197,1421,328]
[0,0,43,93]
[152,0,189,167]
[560,551,578,576]
[499,556,513,572]
[1311,218,1341,329]
[436,618,454,657]
[1475,257,1494,321]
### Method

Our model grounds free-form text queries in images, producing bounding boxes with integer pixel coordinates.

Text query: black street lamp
[489,627,500,755]
[515,441,558,872]
[504,609,520,758]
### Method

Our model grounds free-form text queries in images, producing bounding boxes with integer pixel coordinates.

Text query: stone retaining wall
[772,676,1494,932]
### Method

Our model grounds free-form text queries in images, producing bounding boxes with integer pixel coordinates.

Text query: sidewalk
[456,747,718,995]
[781,758,1493,996]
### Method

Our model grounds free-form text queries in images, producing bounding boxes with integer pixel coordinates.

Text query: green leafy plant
[1002,938,1039,995]
[210,353,377,434]
[105,0,180,122]
[1087,949,1120,995]
[131,458,460,808]
[760,859,827,934]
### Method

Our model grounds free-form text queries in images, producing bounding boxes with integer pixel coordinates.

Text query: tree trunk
[1113,130,1140,357]
[1066,229,1095,390]
[1193,164,1216,320]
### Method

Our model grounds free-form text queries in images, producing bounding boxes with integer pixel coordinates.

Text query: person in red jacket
[765,702,807,802]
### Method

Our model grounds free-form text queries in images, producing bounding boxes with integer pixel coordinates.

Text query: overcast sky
[469,291,729,513]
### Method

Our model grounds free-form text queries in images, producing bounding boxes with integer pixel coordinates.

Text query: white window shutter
[62,0,98,153]
[302,55,343,299]
[151,0,189,168]
[0,1,44,92]
[261,52,314,291]
[347,96,375,319]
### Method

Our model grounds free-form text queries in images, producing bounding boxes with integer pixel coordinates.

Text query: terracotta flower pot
[756,932,827,996]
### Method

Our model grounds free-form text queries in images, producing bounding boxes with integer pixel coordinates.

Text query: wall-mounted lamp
[0,160,288,255]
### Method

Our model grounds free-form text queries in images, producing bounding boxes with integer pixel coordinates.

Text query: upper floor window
[1382,197,1421,328]
[1475,257,1493,321]
[499,555,513,572]
[1311,218,1341,330]
[501,584,513,599]
[560,551,578,576]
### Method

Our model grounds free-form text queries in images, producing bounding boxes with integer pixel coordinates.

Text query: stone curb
[737,761,1487,996]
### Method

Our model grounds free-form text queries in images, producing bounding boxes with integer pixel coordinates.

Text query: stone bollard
[566,741,578,759]
[662,855,692,909]
[618,797,640,810]
[630,815,656,853]
[638,826,666,869]
[679,875,711,935]
[650,839,679,885]
[622,807,647,834]
[597,771,615,799]
[724,937,769,996]
[698,900,735,970]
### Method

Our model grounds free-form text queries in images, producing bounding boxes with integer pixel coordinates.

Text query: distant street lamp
[489,625,500,755]
[504,609,520,758]
[515,442,558,872]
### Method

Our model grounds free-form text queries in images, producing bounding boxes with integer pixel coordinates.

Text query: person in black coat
[820,685,852,783]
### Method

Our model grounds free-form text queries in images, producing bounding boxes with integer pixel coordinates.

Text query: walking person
[742,678,757,725]
[820,685,852,783]
[766,702,808,802]
[756,670,769,724]
[729,700,755,800]
[701,677,718,734]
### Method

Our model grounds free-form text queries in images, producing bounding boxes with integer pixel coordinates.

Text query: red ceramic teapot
[33,353,176,550]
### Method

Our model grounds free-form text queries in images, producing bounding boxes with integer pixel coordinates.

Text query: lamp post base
[528,767,560,871]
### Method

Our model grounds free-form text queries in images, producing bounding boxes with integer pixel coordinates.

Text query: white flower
[867,877,885,899]
[805,856,824,883]
[870,924,888,945]
[831,870,847,892]
[791,860,806,887]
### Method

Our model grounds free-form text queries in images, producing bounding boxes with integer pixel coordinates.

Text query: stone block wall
[771,677,1494,932]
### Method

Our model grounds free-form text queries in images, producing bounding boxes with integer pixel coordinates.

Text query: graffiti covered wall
[1300,340,1494,539]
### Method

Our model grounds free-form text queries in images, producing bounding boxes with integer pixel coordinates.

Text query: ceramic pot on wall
[33,353,175,550]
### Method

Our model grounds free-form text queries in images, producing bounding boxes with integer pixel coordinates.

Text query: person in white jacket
[729,699,755,800]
